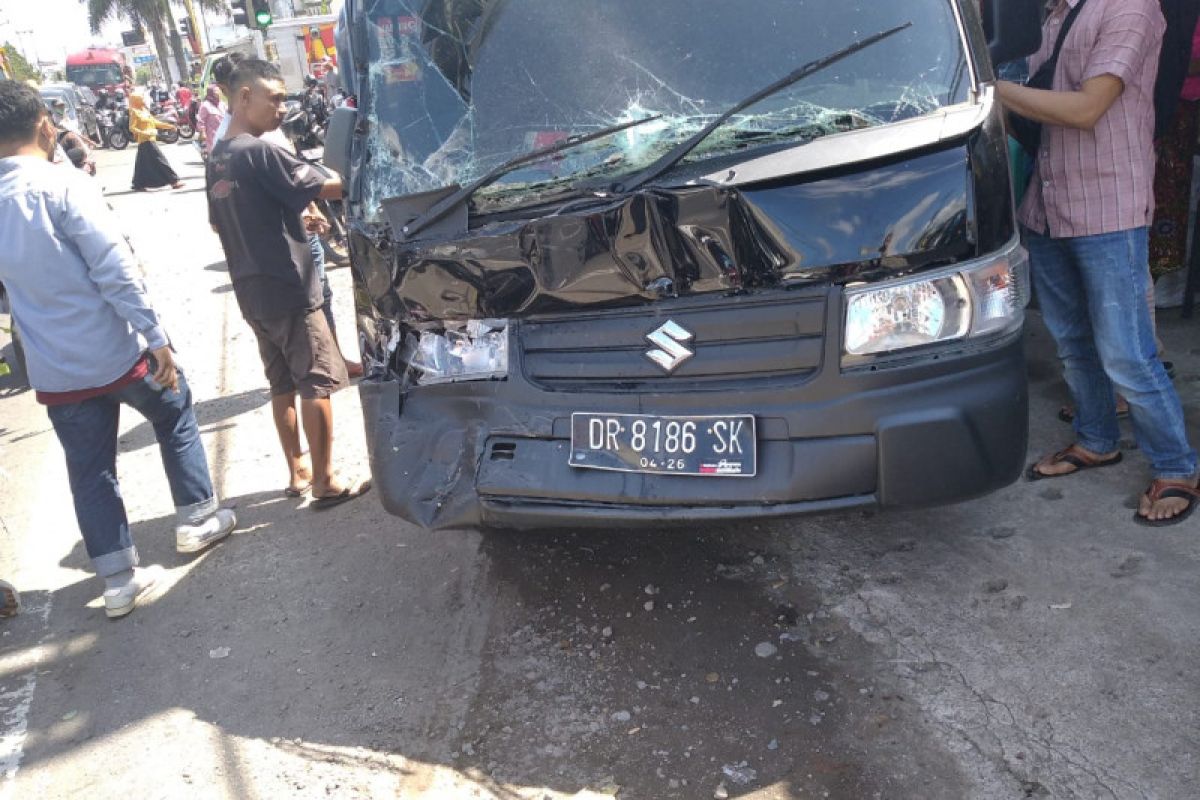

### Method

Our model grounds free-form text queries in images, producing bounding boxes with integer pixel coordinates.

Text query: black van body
[334,0,1037,530]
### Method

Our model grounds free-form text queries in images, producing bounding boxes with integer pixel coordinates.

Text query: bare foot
[287,456,313,496]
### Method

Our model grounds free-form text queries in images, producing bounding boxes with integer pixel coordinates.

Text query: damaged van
[328,0,1043,530]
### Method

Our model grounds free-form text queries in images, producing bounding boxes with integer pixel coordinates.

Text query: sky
[0,0,130,65]
[0,0,345,67]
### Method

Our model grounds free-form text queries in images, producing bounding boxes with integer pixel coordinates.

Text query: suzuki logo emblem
[644,320,695,373]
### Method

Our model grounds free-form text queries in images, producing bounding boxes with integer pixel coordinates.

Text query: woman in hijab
[196,85,225,157]
[128,93,183,191]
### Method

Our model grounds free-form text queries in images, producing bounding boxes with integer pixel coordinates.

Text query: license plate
[569,413,756,477]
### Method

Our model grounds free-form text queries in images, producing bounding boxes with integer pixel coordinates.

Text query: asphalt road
[1,144,1198,800]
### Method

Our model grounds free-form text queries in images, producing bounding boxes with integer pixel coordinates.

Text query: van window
[360,0,970,219]
[66,64,124,87]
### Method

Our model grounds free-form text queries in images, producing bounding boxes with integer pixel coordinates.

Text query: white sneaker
[103,565,164,619]
[175,508,237,554]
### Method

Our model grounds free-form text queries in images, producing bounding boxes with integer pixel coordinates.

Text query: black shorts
[248,309,349,400]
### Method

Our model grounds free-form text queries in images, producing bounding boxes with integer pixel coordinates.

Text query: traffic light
[230,0,249,27]
[179,18,194,39]
[251,0,272,29]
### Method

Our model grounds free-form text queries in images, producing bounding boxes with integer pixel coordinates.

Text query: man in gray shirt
[0,81,236,619]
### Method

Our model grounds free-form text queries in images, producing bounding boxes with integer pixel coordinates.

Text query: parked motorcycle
[281,102,347,264]
[282,98,325,156]
[98,106,129,150]
[155,109,180,145]
[154,101,194,140]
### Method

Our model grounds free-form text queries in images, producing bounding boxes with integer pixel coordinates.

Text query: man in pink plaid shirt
[998,0,1199,526]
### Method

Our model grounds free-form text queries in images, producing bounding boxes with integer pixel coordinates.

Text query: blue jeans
[1025,226,1197,479]
[309,232,336,337]
[47,368,217,577]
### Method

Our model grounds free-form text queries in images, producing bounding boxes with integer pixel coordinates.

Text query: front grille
[519,291,827,393]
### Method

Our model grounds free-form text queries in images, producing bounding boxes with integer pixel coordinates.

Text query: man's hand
[150,345,178,392]
[303,206,330,235]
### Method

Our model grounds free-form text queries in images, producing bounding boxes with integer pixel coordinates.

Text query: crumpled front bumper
[359,333,1028,531]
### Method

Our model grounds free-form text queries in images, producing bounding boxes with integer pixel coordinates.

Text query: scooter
[154,100,194,140]
[155,109,180,145]
[98,106,129,150]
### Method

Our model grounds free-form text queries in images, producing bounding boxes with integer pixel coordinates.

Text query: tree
[2,43,40,82]
[85,0,173,82]
[83,0,225,84]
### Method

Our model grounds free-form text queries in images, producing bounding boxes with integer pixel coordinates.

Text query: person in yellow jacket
[129,93,183,191]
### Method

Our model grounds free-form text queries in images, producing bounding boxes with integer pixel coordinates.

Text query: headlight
[408,319,509,384]
[843,241,1029,361]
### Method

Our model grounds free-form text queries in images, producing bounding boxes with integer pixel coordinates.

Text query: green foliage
[2,43,40,82]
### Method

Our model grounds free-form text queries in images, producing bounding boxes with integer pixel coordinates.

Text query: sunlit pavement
[1,142,1198,799]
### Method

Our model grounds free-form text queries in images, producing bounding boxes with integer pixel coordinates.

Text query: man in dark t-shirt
[207,58,370,510]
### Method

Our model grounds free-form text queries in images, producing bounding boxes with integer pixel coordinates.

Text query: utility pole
[181,0,205,57]
[196,0,212,53]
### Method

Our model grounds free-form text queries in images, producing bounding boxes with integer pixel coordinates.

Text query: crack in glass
[358,0,969,223]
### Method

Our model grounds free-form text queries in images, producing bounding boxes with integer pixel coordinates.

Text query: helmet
[303,75,319,88]
[115,89,126,100]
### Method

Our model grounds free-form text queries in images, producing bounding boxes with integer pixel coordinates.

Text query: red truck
[65,48,129,93]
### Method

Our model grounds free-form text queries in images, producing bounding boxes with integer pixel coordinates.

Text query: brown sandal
[1026,445,1122,481]
[1134,479,1200,527]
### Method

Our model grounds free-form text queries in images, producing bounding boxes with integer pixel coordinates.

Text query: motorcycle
[154,100,195,140]
[155,109,180,145]
[282,98,325,155]
[98,106,129,150]
[281,102,348,264]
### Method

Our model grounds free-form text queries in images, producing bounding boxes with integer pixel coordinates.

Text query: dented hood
[354,139,1007,321]
[350,0,999,321]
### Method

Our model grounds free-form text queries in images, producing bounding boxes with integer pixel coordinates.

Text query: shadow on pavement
[8,314,1200,799]
[116,387,271,453]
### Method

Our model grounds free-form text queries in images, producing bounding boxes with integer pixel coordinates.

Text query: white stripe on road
[0,595,52,797]
[0,420,76,798]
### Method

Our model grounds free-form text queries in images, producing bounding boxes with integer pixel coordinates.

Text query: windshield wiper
[610,22,912,195]
[399,114,662,241]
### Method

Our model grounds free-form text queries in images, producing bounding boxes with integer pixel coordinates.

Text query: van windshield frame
[358,0,973,219]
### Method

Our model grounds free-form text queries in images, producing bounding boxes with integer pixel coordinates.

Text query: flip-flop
[1134,480,1200,527]
[311,477,372,511]
[1026,446,1122,481]
[284,482,312,498]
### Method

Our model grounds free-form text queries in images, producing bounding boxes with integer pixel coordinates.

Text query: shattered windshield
[359,0,971,220]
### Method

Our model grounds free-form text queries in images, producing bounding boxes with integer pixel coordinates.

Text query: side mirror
[324,105,356,180]
[981,0,1044,67]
